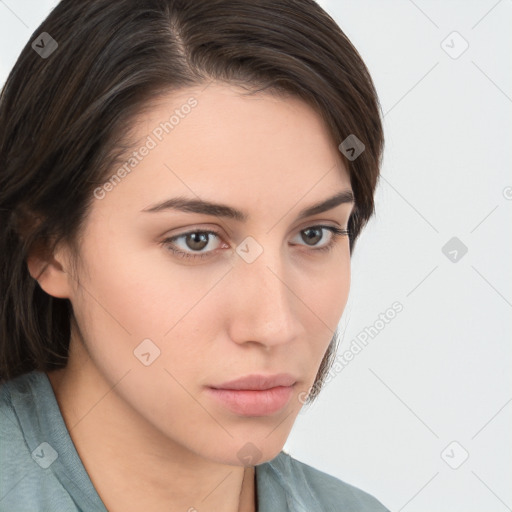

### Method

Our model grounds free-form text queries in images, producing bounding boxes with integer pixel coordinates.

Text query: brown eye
[291,225,349,252]
[184,232,210,251]
[162,230,222,260]
[301,227,324,246]
[162,225,349,261]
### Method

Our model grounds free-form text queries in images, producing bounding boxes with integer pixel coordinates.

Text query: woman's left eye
[161,225,350,261]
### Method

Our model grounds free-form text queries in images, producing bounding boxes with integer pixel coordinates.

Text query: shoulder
[0,371,43,439]
[0,373,46,508]
[258,450,390,512]
[0,372,84,512]
[0,371,34,438]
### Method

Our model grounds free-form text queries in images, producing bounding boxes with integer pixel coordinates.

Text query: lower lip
[206,385,295,416]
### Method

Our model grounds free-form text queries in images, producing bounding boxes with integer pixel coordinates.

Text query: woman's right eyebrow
[140,189,355,222]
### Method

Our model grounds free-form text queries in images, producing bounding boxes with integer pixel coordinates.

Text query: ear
[26,241,75,299]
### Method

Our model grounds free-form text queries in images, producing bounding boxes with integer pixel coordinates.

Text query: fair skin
[28,82,354,512]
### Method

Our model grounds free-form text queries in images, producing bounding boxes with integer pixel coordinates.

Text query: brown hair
[0,0,384,397]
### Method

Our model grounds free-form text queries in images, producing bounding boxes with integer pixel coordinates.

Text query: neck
[46,340,256,512]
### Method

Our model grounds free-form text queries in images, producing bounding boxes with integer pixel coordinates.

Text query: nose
[226,243,303,349]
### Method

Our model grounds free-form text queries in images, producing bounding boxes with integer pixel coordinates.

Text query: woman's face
[54,82,354,465]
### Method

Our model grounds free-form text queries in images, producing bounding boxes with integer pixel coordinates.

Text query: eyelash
[161,225,350,261]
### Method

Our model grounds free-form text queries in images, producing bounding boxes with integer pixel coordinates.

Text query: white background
[1,1,511,511]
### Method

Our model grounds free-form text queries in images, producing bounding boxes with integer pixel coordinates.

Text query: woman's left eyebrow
[140,189,355,222]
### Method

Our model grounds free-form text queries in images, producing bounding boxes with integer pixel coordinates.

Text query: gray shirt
[0,371,390,511]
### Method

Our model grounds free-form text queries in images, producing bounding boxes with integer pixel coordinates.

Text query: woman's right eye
[162,230,224,260]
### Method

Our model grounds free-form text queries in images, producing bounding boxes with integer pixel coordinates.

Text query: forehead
[91,82,351,221]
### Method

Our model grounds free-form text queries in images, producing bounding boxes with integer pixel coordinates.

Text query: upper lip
[210,373,297,390]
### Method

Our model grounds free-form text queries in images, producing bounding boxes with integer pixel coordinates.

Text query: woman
[0,1,388,510]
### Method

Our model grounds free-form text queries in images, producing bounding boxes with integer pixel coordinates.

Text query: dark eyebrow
[141,189,354,222]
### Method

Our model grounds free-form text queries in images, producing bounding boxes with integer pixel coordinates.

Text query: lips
[206,373,298,416]
[210,373,297,391]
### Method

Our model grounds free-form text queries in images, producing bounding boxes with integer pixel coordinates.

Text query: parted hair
[0,0,384,393]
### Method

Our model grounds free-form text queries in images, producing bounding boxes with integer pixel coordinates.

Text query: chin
[197,436,286,467]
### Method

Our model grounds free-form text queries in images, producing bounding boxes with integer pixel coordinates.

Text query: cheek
[299,254,351,328]
[303,257,351,361]
[70,236,217,370]
[74,230,178,330]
